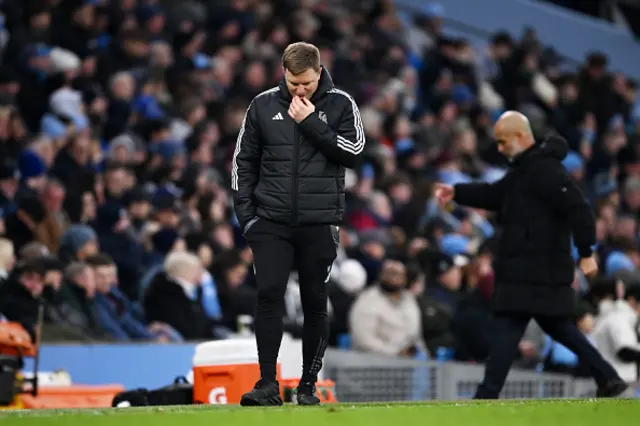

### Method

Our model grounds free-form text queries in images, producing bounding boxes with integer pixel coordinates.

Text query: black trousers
[474,313,620,399]
[244,217,338,384]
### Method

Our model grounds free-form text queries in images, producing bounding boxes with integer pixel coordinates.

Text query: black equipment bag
[112,376,193,407]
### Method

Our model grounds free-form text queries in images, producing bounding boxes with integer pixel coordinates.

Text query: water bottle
[237,315,254,337]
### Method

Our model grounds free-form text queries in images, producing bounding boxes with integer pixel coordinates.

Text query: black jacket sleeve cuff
[577,245,593,258]
[298,113,326,141]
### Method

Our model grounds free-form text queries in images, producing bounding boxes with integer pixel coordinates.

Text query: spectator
[36,177,70,253]
[35,255,64,305]
[451,259,495,361]
[94,202,144,300]
[592,282,640,385]
[184,234,221,318]
[138,226,185,298]
[32,254,94,342]
[55,261,108,340]
[49,133,95,198]
[0,259,46,338]
[350,258,425,357]
[144,251,212,340]
[212,250,254,331]
[4,194,46,253]
[122,186,152,238]
[87,253,177,342]
[426,250,465,312]
[328,258,367,345]
[419,251,463,355]
[58,224,99,263]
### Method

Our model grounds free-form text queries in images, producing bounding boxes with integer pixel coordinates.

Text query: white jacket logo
[318,111,327,123]
[209,387,228,404]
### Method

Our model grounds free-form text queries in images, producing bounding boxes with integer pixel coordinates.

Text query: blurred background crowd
[0,0,639,385]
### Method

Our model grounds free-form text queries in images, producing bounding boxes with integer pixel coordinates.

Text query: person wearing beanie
[59,224,99,262]
[152,188,180,228]
[427,250,466,312]
[17,150,47,193]
[149,139,187,165]
[41,113,68,141]
[138,4,166,41]
[108,135,137,164]
[49,47,80,73]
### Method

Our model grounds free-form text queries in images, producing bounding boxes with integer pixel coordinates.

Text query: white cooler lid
[192,338,260,366]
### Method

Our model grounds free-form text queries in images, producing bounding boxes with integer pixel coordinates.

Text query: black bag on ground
[111,388,150,407]
[112,376,193,407]
[147,376,193,406]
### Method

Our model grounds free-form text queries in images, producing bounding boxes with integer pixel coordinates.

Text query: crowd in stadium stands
[0,0,638,383]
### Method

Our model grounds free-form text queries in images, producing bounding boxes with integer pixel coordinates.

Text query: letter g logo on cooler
[209,387,228,404]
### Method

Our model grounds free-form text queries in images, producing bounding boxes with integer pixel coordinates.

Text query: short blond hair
[282,42,320,75]
[164,251,201,280]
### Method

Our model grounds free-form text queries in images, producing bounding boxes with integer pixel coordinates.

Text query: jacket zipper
[335,170,340,215]
[291,126,300,225]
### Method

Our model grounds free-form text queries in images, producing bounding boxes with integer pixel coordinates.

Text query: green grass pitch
[0,399,637,425]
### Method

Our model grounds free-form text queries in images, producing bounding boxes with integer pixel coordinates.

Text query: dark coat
[0,276,39,339]
[143,272,214,340]
[453,135,595,316]
[232,67,365,230]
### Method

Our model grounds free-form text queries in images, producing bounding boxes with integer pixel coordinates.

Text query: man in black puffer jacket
[435,111,627,399]
[231,42,364,407]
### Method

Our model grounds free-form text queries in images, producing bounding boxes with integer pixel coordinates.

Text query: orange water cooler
[191,339,282,405]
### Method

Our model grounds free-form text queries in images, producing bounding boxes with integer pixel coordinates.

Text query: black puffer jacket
[232,67,365,229]
[453,135,596,316]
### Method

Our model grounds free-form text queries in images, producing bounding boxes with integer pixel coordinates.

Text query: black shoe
[296,382,321,406]
[596,379,629,398]
[240,379,283,406]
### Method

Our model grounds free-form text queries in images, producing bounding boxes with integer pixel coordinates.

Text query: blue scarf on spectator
[200,270,222,320]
